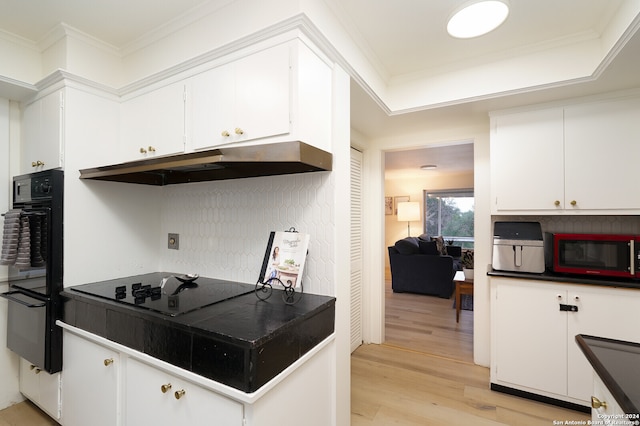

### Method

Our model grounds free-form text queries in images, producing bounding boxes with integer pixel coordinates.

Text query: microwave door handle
[630,240,635,275]
[513,245,523,267]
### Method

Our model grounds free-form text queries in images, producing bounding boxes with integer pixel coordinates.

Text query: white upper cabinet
[564,97,640,211]
[490,95,640,214]
[188,40,331,152]
[21,89,64,173]
[189,43,290,149]
[120,81,186,162]
[490,108,564,212]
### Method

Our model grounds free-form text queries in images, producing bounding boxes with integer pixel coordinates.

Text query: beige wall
[384,170,474,278]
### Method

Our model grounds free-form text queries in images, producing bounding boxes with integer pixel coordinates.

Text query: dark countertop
[61,273,336,392]
[576,335,640,415]
[488,270,640,290]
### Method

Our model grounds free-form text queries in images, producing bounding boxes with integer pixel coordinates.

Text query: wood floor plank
[351,281,591,425]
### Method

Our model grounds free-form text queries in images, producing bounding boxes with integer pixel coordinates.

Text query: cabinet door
[125,358,243,426]
[190,43,290,150]
[233,43,290,142]
[490,108,564,212]
[190,63,235,149]
[21,90,63,173]
[592,372,625,422]
[19,358,61,420]
[120,82,185,162]
[493,279,568,396]
[564,97,640,211]
[62,331,119,426]
[19,358,39,402]
[567,286,640,403]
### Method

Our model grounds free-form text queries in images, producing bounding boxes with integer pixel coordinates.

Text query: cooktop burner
[69,272,254,317]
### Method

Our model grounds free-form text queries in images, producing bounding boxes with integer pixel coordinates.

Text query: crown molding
[38,22,121,57]
[119,13,342,95]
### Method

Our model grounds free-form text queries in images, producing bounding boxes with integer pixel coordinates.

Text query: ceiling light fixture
[447,0,510,39]
[420,164,437,170]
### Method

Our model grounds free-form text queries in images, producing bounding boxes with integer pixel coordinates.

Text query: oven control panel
[13,170,62,203]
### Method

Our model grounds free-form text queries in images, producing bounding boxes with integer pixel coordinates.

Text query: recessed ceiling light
[420,164,437,170]
[447,0,510,39]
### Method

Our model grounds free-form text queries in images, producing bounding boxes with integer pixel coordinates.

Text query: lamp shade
[397,201,420,222]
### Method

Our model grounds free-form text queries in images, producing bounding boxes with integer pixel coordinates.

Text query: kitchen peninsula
[59,273,336,426]
[576,335,640,418]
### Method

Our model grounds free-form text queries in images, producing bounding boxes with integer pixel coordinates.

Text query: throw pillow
[395,237,419,255]
[430,236,447,255]
[418,240,439,255]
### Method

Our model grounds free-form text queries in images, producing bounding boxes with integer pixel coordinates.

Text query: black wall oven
[1,169,63,373]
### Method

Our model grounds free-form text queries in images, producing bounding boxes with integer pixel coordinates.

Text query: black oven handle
[0,291,47,308]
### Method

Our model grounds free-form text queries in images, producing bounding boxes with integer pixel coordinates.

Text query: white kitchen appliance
[492,221,545,273]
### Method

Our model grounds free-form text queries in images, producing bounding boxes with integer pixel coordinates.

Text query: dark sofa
[388,237,460,298]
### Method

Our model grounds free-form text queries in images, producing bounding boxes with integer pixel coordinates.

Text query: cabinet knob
[554,200,560,206]
[103,358,114,366]
[570,200,577,206]
[161,383,172,393]
[221,130,230,137]
[139,147,147,154]
[148,146,156,152]
[174,389,186,400]
[574,295,580,301]
[30,365,41,374]
[556,294,563,300]
[235,127,244,135]
[591,396,607,410]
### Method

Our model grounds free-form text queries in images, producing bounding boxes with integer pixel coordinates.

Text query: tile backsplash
[493,215,640,235]
[160,172,335,296]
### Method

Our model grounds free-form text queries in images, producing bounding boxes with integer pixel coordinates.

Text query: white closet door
[350,148,363,352]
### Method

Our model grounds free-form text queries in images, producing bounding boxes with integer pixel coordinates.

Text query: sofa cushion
[418,240,439,255]
[430,236,447,255]
[395,237,419,254]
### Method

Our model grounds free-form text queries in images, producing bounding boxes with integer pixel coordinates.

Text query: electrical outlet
[168,233,179,250]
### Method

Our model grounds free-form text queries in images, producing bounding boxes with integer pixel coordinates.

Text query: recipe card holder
[255,227,310,305]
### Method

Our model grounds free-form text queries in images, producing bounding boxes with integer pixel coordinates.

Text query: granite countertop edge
[575,334,640,415]
[488,270,640,289]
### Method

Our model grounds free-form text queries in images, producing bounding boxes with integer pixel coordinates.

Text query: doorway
[383,142,474,362]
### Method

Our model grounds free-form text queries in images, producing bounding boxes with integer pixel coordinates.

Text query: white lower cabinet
[491,278,640,406]
[125,358,242,426]
[591,372,625,424]
[61,331,119,426]
[492,281,568,396]
[60,324,334,426]
[19,358,61,420]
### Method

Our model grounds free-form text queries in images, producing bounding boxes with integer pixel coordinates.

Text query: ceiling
[0,0,638,176]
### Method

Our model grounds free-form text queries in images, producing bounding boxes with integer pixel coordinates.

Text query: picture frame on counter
[259,230,310,289]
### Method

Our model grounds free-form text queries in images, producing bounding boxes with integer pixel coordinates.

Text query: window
[423,189,474,248]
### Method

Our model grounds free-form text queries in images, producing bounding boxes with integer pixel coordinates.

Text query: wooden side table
[454,271,474,323]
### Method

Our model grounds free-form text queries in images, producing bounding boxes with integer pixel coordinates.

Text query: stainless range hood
[79,141,332,185]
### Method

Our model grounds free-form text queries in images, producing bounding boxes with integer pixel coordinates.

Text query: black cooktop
[69,272,255,317]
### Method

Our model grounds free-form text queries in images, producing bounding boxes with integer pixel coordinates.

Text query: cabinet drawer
[125,357,243,426]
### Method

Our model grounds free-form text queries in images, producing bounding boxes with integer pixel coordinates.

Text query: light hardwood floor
[0,400,57,426]
[350,282,591,425]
